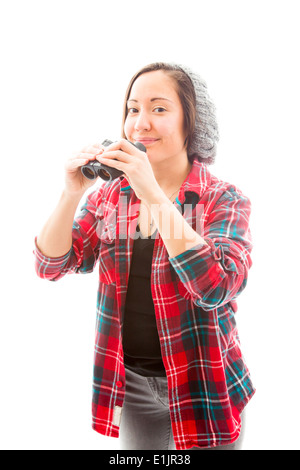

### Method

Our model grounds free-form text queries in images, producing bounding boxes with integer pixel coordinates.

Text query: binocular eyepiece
[81,139,146,182]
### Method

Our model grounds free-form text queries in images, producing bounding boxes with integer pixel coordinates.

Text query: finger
[80,152,100,159]
[82,143,105,154]
[97,155,125,170]
[67,153,97,171]
[93,143,105,153]
[100,149,133,163]
[105,138,141,155]
[66,158,91,171]
[70,152,98,161]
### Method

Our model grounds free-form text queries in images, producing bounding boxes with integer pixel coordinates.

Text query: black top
[123,225,166,377]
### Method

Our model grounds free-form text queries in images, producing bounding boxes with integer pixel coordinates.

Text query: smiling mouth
[135,139,159,146]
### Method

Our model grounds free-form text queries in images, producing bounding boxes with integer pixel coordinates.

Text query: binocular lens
[99,168,111,180]
[81,166,97,180]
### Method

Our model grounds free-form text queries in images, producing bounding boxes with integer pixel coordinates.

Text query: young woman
[34,62,255,450]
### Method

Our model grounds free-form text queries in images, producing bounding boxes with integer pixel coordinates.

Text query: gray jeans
[119,367,245,451]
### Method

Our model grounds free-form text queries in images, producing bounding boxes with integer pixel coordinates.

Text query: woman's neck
[152,155,192,196]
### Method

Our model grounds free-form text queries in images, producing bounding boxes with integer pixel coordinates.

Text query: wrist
[61,189,84,207]
[143,187,170,207]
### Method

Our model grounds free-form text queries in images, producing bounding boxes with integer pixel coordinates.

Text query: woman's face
[124,70,187,164]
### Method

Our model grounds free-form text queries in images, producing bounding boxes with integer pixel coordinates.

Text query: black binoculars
[81,139,146,182]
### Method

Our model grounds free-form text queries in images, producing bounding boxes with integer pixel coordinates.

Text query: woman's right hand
[64,143,105,196]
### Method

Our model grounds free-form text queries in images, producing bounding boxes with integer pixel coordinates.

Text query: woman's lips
[135,138,158,146]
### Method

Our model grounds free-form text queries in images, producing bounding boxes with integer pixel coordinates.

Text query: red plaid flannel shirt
[34,160,255,449]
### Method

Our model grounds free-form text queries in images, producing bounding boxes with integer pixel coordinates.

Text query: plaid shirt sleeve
[169,186,252,310]
[34,186,105,281]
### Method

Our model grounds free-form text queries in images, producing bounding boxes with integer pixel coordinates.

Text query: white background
[1,0,299,450]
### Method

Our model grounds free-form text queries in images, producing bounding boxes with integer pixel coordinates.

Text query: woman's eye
[128,108,139,114]
[127,106,166,114]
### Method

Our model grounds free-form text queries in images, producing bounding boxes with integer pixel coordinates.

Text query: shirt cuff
[33,237,72,279]
[168,239,226,299]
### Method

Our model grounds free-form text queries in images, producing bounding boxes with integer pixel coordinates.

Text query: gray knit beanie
[175,64,219,164]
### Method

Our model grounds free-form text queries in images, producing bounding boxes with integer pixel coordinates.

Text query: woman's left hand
[96,139,161,202]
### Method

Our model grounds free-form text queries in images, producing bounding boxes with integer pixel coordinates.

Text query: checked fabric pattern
[34,160,255,449]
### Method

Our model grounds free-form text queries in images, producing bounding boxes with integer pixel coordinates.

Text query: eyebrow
[127,97,173,104]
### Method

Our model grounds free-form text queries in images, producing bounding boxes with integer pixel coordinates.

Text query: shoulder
[204,169,251,208]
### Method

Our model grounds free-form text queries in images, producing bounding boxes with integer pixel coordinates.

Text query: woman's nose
[134,110,151,131]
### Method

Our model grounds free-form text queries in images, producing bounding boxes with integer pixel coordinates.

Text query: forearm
[145,191,207,258]
[36,190,83,258]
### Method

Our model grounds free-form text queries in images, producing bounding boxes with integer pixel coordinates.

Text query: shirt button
[116,381,123,388]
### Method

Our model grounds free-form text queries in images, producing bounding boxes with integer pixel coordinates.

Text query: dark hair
[121,62,197,162]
